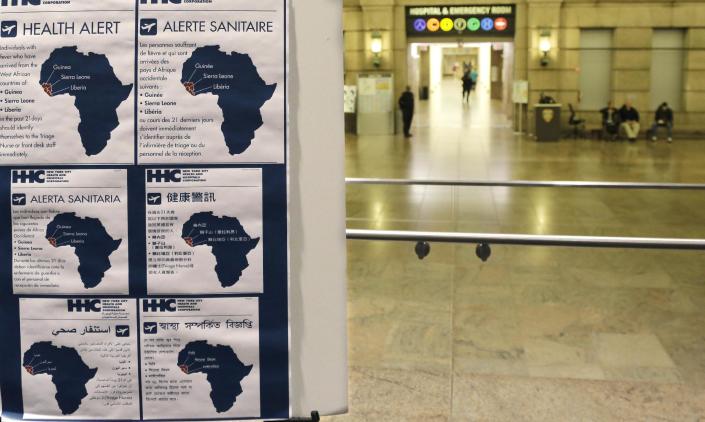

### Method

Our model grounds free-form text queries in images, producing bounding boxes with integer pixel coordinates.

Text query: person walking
[470,68,478,91]
[650,102,674,143]
[398,86,415,138]
[460,69,472,103]
[461,70,472,103]
[619,100,640,142]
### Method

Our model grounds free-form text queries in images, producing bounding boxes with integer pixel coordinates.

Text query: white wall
[430,44,444,94]
[408,44,421,95]
[289,0,349,417]
[478,43,492,94]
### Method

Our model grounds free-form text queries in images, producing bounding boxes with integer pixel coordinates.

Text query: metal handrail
[346,229,705,251]
[345,178,705,254]
[345,178,705,190]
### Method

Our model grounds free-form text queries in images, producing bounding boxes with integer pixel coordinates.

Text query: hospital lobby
[332,0,705,420]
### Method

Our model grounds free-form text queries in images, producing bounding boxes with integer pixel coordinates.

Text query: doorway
[407,41,515,129]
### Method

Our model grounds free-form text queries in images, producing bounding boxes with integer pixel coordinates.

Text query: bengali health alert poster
[0,0,290,420]
[139,298,260,420]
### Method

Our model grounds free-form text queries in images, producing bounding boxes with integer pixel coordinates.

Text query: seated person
[650,102,674,143]
[619,100,640,142]
[599,101,620,140]
[568,104,586,138]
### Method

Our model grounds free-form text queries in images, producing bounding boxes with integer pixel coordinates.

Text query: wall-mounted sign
[0,0,291,420]
[406,5,515,37]
[344,85,358,113]
[513,80,529,104]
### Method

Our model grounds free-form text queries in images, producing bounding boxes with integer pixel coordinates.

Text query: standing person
[398,86,415,138]
[599,101,620,141]
[461,70,472,103]
[619,100,640,142]
[650,102,674,143]
[470,67,478,91]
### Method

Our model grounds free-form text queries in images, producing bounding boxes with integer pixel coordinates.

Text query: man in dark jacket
[461,71,472,103]
[398,86,414,138]
[619,100,640,142]
[599,101,620,141]
[650,102,674,143]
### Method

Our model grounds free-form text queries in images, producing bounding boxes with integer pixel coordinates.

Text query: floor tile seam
[449,241,458,420]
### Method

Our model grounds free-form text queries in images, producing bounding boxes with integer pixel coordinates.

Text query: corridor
[336,80,705,420]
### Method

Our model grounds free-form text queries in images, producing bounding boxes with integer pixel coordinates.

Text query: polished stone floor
[329,80,705,421]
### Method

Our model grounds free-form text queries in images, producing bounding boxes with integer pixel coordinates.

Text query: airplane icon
[1,21,17,38]
[12,193,26,206]
[115,325,130,337]
[147,193,162,205]
[143,322,158,334]
[140,19,158,36]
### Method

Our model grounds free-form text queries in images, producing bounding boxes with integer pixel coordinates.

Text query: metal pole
[346,229,705,251]
[345,178,705,190]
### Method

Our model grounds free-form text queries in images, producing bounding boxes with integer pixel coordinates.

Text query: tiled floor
[329,81,705,421]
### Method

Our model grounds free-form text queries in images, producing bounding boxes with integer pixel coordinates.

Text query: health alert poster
[0,0,290,420]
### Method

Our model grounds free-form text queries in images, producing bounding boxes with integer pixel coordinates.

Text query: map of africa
[39,46,133,156]
[181,45,276,155]
[177,340,253,413]
[46,212,122,288]
[181,212,259,287]
[23,341,97,415]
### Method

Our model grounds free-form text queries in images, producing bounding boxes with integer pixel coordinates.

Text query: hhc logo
[12,170,45,184]
[1,0,40,6]
[142,299,177,312]
[68,299,102,313]
[147,169,181,183]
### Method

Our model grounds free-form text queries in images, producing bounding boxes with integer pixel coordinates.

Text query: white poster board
[513,80,529,104]
[344,86,358,114]
[357,74,394,114]
[356,74,395,135]
[288,0,349,417]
